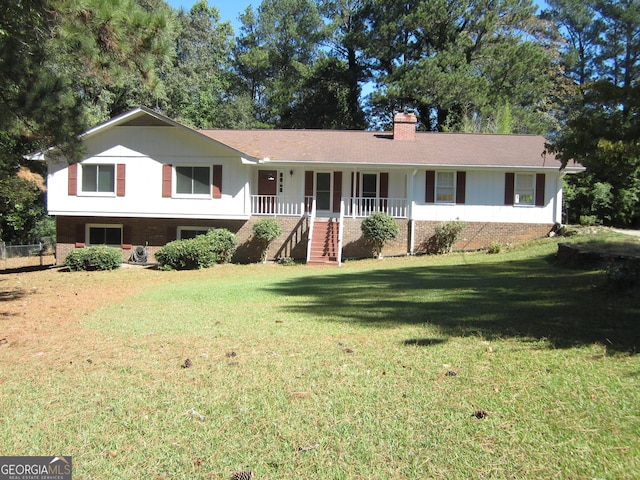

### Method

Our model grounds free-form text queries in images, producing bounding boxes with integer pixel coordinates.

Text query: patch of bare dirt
[0,266,169,365]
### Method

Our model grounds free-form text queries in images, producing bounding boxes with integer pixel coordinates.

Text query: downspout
[338,199,345,266]
[409,169,417,255]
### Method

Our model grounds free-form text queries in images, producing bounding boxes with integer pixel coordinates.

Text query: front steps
[307,219,340,265]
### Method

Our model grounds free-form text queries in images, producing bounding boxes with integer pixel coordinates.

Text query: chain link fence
[1,241,56,270]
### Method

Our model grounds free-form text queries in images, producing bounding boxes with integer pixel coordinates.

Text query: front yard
[0,232,638,479]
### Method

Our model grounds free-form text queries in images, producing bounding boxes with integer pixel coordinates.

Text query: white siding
[48,126,251,219]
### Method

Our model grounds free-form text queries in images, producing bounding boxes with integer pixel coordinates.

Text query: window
[176,166,210,195]
[88,225,122,245]
[82,164,115,193]
[436,172,455,203]
[178,227,209,239]
[515,174,534,205]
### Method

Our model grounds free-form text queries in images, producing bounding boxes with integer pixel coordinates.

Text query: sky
[166,1,255,32]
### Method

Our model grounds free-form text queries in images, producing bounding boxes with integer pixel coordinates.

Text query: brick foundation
[55,216,553,265]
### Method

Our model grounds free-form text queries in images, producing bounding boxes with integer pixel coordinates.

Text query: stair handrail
[338,198,345,266]
[305,198,317,264]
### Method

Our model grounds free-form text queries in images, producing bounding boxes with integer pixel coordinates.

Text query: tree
[358,0,562,133]
[550,0,640,227]
[317,0,368,129]
[163,1,253,128]
[361,212,399,258]
[49,0,176,124]
[234,0,325,126]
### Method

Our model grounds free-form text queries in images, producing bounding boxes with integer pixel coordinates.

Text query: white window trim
[79,163,116,197]
[177,227,210,239]
[435,171,456,204]
[514,173,535,206]
[173,165,212,199]
[86,223,123,246]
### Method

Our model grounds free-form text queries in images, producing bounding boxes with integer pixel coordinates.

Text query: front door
[315,172,332,213]
[258,169,277,213]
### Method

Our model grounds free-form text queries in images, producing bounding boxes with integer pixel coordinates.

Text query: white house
[45,107,583,264]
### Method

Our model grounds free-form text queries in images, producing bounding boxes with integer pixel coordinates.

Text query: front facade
[45,108,582,265]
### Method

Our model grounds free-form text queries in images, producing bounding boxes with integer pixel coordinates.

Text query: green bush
[432,219,467,254]
[579,215,598,226]
[253,218,282,263]
[487,241,503,254]
[155,228,238,270]
[361,211,400,258]
[204,228,237,263]
[65,246,122,271]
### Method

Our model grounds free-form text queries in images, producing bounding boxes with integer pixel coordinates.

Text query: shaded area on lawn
[266,256,640,353]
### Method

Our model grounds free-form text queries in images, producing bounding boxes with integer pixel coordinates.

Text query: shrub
[253,218,282,263]
[204,228,237,263]
[487,241,503,254]
[579,215,598,226]
[361,211,400,258]
[432,219,467,254]
[65,246,122,271]
[155,228,238,270]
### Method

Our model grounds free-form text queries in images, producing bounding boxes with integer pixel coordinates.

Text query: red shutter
[332,171,342,213]
[212,165,223,199]
[75,223,85,247]
[162,164,172,198]
[122,224,132,249]
[68,163,78,196]
[304,171,314,212]
[380,172,389,198]
[504,173,515,205]
[535,173,546,207]
[116,164,126,197]
[350,172,360,197]
[455,171,466,204]
[425,171,435,203]
[166,226,177,242]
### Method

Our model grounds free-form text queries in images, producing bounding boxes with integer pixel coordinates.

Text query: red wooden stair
[307,219,340,265]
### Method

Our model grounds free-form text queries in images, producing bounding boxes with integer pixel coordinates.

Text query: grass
[1,232,639,479]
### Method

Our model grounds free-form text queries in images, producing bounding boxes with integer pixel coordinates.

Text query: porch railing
[250,195,313,216]
[344,196,407,218]
[250,195,407,218]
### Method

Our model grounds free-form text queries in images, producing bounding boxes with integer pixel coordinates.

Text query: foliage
[361,211,399,258]
[546,0,640,227]
[64,245,122,271]
[432,219,467,254]
[155,228,237,270]
[358,0,561,133]
[203,228,238,263]
[252,218,283,263]
[487,241,503,254]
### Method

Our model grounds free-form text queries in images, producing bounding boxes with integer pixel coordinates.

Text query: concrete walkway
[613,229,640,237]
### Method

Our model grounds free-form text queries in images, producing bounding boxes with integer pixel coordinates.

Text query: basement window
[87,224,122,246]
[178,227,209,239]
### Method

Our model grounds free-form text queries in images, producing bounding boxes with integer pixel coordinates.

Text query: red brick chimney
[393,112,417,140]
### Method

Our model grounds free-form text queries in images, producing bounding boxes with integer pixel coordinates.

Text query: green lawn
[1,234,639,479]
